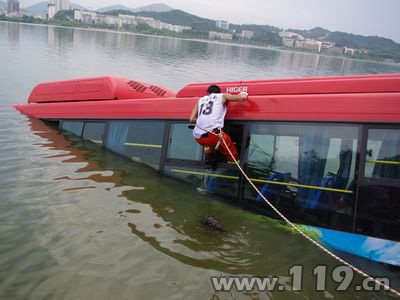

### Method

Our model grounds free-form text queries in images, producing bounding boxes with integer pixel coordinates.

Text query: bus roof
[14,74,400,123]
[177,74,400,97]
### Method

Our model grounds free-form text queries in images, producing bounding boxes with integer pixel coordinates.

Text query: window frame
[239,120,364,233]
[82,120,107,144]
[103,119,166,169]
[59,119,85,137]
[359,124,400,187]
[161,120,250,168]
[242,120,362,180]
[164,121,204,165]
[355,123,400,241]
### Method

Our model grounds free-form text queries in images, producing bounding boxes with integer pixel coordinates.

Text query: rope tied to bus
[200,126,400,297]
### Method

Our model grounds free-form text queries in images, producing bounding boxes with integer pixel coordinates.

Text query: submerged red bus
[14,74,400,266]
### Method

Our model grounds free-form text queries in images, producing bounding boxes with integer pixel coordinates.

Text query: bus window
[105,120,165,170]
[164,123,241,199]
[364,129,400,179]
[243,123,358,231]
[167,123,203,161]
[61,121,84,137]
[82,122,105,144]
[356,127,400,241]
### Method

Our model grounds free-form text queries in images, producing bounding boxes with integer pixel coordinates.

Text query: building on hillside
[344,47,355,55]
[136,16,154,25]
[93,13,107,24]
[94,14,121,26]
[240,30,254,39]
[118,14,137,26]
[282,37,295,48]
[294,39,321,51]
[73,10,191,33]
[216,20,229,30]
[7,0,20,16]
[150,19,163,29]
[209,31,233,40]
[171,25,191,33]
[74,10,96,23]
[279,31,304,48]
[278,31,362,55]
[327,46,344,54]
[131,15,191,32]
[319,41,335,52]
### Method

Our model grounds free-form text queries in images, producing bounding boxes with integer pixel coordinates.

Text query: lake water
[1,22,400,299]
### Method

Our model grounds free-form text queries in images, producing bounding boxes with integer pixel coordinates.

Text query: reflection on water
[7,22,19,45]
[1,22,400,299]
[47,26,74,50]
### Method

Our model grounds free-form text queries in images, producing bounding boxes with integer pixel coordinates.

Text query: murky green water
[1,22,400,299]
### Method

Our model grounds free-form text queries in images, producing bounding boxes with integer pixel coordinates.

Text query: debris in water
[201,215,225,232]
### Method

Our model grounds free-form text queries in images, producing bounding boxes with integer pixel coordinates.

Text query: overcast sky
[20,0,400,43]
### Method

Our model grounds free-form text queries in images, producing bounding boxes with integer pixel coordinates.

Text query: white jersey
[193,93,227,138]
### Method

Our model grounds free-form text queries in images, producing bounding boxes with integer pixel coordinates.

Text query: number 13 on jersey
[199,101,214,116]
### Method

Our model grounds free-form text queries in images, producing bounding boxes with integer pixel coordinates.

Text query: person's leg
[196,134,220,167]
[196,134,219,148]
[217,131,239,162]
[203,146,215,167]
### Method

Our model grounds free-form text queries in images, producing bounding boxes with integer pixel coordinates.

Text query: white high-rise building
[56,0,70,12]
[48,2,56,19]
[47,0,69,19]
[7,0,20,15]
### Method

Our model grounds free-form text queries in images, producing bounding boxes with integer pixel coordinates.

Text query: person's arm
[190,99,199,123]
[222,92,248,105]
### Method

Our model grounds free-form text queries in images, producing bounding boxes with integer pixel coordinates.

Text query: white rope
[202,128,400,297]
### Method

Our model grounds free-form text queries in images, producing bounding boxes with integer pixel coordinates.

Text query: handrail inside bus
[171,169,353,194]
[366,159,400,165]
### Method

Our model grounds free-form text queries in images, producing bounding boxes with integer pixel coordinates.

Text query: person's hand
[239,91,248,100]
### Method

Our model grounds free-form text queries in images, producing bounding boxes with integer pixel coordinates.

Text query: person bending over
[190,84,248,167]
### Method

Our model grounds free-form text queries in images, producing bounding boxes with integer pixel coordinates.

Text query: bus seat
[308,177,335,209]
[256,172,286,202]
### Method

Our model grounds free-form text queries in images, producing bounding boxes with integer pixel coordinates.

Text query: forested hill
[289,27,400,61]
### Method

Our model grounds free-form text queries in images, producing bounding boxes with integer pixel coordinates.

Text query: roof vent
[149,85,167,97]
[127,80,147,93]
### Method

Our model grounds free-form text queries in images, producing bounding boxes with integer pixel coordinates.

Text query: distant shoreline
[2,20,400,67]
